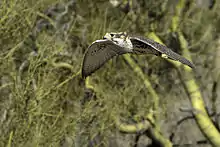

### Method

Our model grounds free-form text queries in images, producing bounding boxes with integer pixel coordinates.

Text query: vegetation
[1,0,220,146]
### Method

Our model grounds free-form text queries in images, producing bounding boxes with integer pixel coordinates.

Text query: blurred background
[0,0,220,146]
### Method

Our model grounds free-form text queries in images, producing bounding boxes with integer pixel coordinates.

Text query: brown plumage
[129,36,195,69]
[82,39,131,78]
[81,32,195,78]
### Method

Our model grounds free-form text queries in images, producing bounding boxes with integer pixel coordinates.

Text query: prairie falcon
[82,32,195,78]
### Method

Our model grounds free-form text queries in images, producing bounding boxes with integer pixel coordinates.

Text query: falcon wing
[130,36,195,69]
[82,39,127,78]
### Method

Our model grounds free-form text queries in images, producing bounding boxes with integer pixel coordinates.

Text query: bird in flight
[82,32,195,78]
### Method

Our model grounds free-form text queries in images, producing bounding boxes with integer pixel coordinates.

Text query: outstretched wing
[130,36,195,69]
[82,40,127,78]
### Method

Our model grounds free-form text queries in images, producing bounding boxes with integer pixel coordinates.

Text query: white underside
[112,37,133,50]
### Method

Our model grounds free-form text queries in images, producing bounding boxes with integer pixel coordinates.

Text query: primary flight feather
[82,32,195,78]
[82,39,132,78]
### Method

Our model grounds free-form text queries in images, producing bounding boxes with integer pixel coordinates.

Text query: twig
[147,0,220,145]
[123,54,160,122]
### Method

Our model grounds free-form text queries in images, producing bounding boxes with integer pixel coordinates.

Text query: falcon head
[103,32,127,39]
[103,32,133,50]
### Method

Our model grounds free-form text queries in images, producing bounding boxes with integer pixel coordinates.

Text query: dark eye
[110,34,114,37]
